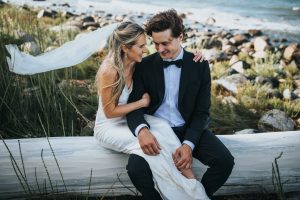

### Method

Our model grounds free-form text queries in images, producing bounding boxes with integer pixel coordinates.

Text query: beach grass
[0,4,99,138]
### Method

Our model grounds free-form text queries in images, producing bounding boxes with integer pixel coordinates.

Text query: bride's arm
[98,67,150,119]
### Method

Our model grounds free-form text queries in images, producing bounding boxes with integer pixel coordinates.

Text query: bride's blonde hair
[96,21,144,105]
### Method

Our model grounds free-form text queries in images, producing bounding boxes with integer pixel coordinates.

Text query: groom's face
[152,29,183,59]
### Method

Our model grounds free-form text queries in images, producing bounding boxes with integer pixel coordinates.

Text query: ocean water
[3,0,300,41]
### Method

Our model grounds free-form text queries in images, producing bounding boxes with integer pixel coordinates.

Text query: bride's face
[126,34,147,63]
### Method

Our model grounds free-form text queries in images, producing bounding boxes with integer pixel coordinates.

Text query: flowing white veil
[5,23,120,75]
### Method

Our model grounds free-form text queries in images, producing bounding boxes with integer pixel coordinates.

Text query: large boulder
[82,16,95,23]
[248,29,262,37]
[201,48,228,61]
[283,43,298,61]
[258,109,295,132]
[255,76,279,88]
[37,9,55,18]
[235,129,259,135]
[50,23,81,33]
[230,61,251,74]
[252,51,267,59]
[197,36,222,49]
[229,55,239,66]
[229,34,248,46]
[254,37,268,52]
[205,17,216,25]
[222,44,238,55]
[293,88,300,98]
[20,41,41,56]
[214,74,248,94]
[266,89,283,99]
[283,88,298,100]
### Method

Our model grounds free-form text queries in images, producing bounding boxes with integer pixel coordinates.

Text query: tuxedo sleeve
[126,63,150,136]
[184,60,211,145]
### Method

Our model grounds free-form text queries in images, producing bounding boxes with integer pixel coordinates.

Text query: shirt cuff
[134,124,149,136]
[183,140,195,151]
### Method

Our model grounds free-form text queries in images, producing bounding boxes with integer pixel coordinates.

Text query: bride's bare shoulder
[99,56,117,77]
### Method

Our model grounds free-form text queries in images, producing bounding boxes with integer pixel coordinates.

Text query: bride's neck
[122,57,135,71]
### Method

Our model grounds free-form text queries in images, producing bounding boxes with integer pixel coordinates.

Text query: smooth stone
[229,34,248,46]
[283,89,298,100]
[229,55,239,66]
[82,16,95,23]
[197,36,222,49]
[254,37,268,52]
[293,89,300,98]
[214,74,248,94]
[235,129,259,134]
[37,9,54,18]
[50,24,80,33]
[221,96,238,105]
[20,41,41,56]
[283,43,298,61]
[258,109,295,131]
[255,76,279,88]
[230,61,251,74]
[248,29,262,37]
[266,89,283,99]
[206,17,216,25]
[252,51,267,59]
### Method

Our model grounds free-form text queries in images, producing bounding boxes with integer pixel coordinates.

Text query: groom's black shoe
[127,154,163,200]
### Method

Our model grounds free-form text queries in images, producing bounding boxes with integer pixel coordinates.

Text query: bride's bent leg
[127,154,163,200]
[94,123,140,154]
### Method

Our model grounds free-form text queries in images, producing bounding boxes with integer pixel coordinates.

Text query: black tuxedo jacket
[126,49,211,145]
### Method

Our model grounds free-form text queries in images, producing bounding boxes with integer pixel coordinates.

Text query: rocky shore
[1,2,300,135]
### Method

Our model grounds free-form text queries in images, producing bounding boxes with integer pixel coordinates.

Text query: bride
[5,21,209,200]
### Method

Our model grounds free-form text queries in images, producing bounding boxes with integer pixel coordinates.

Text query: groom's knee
[217,152,235,176]
[127,154,152,179]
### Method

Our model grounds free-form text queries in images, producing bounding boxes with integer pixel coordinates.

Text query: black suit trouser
[126,128,235,199]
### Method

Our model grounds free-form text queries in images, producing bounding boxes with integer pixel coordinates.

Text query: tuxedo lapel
[178,50,192,106]
[153,53,165,101]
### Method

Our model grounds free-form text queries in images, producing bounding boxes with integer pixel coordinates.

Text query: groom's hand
[173,144,193,170]
[138,128,161,156]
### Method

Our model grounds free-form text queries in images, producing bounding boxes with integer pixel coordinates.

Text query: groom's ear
[178,33,184,42]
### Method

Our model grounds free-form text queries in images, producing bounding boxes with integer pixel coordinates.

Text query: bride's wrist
[138,99,145,108]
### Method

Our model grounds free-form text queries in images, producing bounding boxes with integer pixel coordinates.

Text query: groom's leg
[126,154,163,200]
[193,129,235,197]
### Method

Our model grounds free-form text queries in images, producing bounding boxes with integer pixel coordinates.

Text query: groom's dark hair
[145,9,185,38]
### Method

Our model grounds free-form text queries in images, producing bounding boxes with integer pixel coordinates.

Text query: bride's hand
[193,49,205,62]
[140,93,150,107]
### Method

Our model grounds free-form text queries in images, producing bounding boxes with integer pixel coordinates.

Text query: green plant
[0,5,99,138]
[272,152,286,200]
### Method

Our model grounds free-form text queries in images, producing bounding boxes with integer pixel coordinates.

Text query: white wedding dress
[94,84,210,200]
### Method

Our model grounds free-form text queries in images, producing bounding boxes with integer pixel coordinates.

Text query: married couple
[93,9,234,200]
[5,8,234,200]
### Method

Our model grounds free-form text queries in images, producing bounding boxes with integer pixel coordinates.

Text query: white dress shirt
[135,48,195,150]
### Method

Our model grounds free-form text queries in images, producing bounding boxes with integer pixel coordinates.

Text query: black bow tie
[163,59,183,68]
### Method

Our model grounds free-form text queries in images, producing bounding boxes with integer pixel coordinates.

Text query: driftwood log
[0,131,300,199]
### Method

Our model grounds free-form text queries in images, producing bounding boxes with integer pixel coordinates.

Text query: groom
[126,9,234,199]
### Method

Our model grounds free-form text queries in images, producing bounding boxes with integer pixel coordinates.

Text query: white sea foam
[3,0,300,35]
[293,7,300,11]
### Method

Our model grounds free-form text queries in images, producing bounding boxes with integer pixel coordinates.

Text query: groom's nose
[157,44,165,53]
